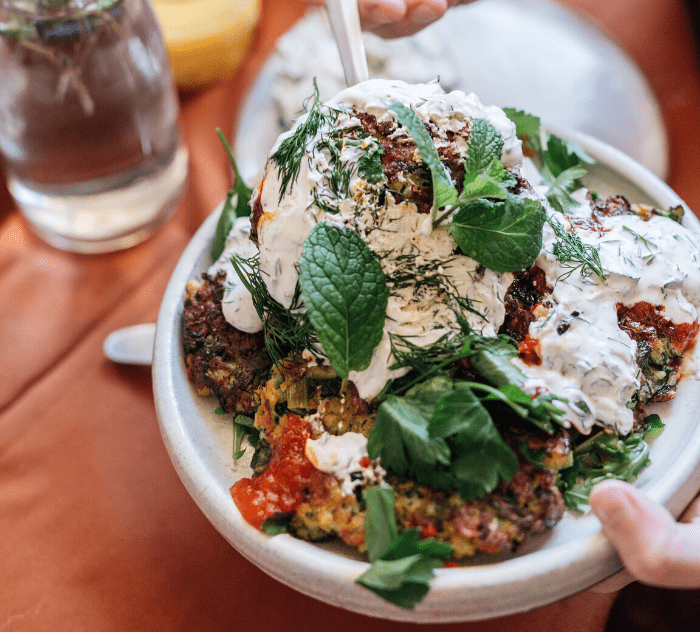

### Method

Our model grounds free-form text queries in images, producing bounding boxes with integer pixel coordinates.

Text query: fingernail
[590,481,635,527]
[410,5,443,24]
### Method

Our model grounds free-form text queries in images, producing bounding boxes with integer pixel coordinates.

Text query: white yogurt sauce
[208,216,263,333]
[515,189,700,434]
[212,79,700,438]
[227,79,520,398]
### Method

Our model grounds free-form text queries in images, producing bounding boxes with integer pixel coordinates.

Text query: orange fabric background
[0,1,698,630]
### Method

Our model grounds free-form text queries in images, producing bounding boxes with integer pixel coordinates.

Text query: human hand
[589,479,700,591]
[301,0,476,38]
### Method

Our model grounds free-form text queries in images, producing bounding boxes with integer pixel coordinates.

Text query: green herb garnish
[504,108,594,215]
[229,253,320,365]
[270,79,338,201]
[545,164,589,214]
[558,414,664,511]
[211,129,253,260]
[299,223,388,379]
[388,330,564,435]
[232,414,256,460]
[357,134,385,184]
[502,108,542,156]
[548,215,606,280]
[356,487,452,609]
[458,118,517,204]
[370,375,521,500]
[451,195,546,273]
[389,103,458,220]
[261,513,292,535]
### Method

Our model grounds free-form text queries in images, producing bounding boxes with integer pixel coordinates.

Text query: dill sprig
[548,216,606,281]
[386,327,566,433]
[623,225,657,251]
[229,253,320,365]
[315,136,355,200]
[270,79,338,202]
[383,252,486,323]
[388,331,471,391]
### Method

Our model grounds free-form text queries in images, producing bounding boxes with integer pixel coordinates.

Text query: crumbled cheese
[305,431,384,496]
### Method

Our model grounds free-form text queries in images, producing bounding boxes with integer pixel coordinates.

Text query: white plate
[233,1,668,186]
[153,129,700,622]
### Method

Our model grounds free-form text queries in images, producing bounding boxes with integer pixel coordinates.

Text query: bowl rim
[153,126,700,622]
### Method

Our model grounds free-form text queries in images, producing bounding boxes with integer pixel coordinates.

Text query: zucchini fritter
[183,271,271,415]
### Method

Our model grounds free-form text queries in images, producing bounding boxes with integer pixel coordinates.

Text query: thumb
[589,479,700,588]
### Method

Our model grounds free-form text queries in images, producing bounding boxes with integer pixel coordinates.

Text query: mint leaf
[503,108,542,156]
[299,223,388,378]
[211,129,253,260]
[451,195,546,273]
[358,489,453,609]
[389,103,458,217]
[465,118,505,174]
[459,157,516,204]
[459,118,517,204]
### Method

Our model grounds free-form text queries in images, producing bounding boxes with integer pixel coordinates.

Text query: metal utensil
[325,0,368,86]
[103,322,156,366]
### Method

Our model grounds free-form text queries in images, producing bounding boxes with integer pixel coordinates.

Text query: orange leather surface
[0,1,698,630]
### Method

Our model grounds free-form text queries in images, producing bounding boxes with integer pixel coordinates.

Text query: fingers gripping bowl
[154,80,700,621]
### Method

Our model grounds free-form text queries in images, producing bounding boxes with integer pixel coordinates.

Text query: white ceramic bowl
[153,129,700,622]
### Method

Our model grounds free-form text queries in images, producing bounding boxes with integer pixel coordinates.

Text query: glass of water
[0,0,188,253]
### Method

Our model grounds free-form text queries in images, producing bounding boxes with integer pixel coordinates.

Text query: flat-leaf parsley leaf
[357,487,452,609]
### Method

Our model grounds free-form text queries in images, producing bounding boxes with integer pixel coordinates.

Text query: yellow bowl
[152,0,261,90]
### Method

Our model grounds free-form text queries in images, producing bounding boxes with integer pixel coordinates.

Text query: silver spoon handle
[325,0,369,86]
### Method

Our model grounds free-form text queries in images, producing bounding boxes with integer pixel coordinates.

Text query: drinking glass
[0,0,188,253]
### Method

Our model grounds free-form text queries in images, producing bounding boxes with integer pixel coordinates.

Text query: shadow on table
[607,583,700,631]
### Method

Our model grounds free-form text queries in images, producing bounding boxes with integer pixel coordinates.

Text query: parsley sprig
[388,330,565,433]
[504,108,607,280]
[504,108,594,215]
[368,330,566,501]
[356,487,452,609]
